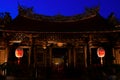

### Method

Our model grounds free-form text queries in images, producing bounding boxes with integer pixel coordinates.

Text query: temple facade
[0,6,120,72]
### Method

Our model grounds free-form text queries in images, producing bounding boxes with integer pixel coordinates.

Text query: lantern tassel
[100,57,103,65]
[18,58,20,64]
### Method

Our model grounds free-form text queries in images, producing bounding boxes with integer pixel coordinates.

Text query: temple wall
[0,40,8,64]
[2,32,119,68]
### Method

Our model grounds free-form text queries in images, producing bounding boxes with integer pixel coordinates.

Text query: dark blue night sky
[0,0,120,19]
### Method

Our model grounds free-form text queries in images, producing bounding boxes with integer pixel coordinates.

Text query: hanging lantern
[15,48,24,64]
[15,48,24,58]
[97,47,105,58]
[97,47,105,65]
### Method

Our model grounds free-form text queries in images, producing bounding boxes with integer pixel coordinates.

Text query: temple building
[0,6,120,73]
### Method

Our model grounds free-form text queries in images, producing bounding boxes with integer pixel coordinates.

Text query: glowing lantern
[15,48,24,64]
[97,47,105,57]
[97,47,105,64]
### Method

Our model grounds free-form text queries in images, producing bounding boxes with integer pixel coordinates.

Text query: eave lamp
[15,48,24,64]
[57,42,63,47]
[97,47,105,65]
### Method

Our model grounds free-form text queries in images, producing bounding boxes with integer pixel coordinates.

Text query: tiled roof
[4,13,114,32]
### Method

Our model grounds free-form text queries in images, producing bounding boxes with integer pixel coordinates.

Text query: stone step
[6,76,34,80]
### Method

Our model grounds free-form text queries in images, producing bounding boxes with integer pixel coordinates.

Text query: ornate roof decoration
[18,5,100,22]
[0,12,12,25]
[108,12,120,27]
[3,5,115,33]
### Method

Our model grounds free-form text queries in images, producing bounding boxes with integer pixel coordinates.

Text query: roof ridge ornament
[85,6,100,14]
[17,5,100,22]
[18,3,34,16]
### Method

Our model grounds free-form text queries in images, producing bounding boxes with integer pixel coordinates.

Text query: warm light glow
[57,42,63,47]
[43,45,47,49]
[97,47,105,57]
[55,62,59,65]
[15,48,24,58]
[10,40,22,43]
[52,58,64,65]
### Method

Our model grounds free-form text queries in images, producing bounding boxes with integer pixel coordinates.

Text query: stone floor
[1,71,120,80]
[1,64,120,80]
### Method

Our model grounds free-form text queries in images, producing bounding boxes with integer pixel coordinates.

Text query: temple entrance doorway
[52,48,68,73]
[91,48,101,65]
[20,48,30,66]
[7,45,31,75]
[8,45,31,65]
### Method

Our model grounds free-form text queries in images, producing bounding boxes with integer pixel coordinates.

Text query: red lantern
[15,48,24,58]
[97,47,105,58]
[15,48,24,64]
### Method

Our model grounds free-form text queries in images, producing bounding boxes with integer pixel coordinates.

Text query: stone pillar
[44,49,47,68]
[73,48,76,68]
[28,47,31,66]
[84,46,87,67]
[49,48,52,67]
[68,48,71,66]
[89,35,93,65]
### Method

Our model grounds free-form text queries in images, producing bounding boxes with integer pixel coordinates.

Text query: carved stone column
[68,48,71,66]
[88,34,92,65]
[84,46,87,67]
[49,47,52,67]
[28,47,31,65]
[73,48,76,68]
[44,49,47,68]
